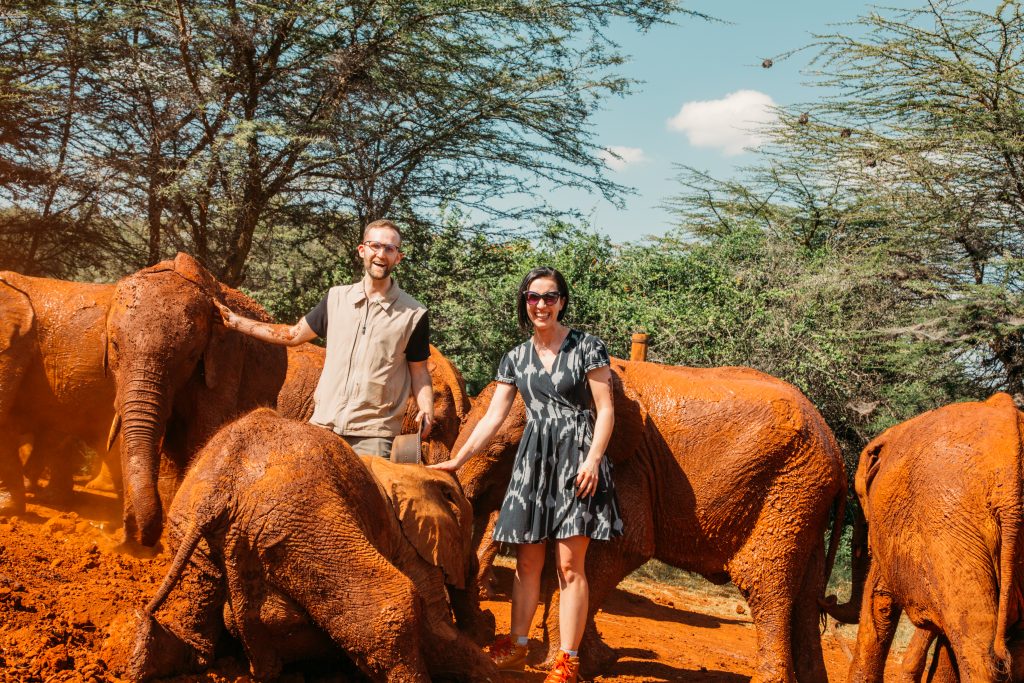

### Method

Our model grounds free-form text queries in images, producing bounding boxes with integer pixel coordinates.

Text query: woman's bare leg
[555,536,590,651]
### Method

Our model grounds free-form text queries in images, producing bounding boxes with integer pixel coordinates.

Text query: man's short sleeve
[406,311,430,362]
[304,294,329,338]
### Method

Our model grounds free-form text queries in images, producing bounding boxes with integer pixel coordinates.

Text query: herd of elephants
[1,252,1022,682]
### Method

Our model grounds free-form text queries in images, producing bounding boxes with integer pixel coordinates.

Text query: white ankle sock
[515,636,528,646]
[565,649,578,657]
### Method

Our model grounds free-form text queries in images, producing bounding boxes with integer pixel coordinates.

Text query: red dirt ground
[0,487,898,682]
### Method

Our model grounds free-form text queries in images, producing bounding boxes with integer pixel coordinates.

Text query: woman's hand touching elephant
[429,450,469,473]
[575,454,601,497]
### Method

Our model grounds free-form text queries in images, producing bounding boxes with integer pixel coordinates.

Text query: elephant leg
[474,510,501,599]
[897,628,936,683]
[0,418,25,515]
[901,630,937,683]
[926,636,958,683]
[846,565,901,683]
[32,431,76,504]
[791,541,827,683]
[223,535,284,680]
[267,530,432,682]
[729,534,811,683]
[86,440,122,495]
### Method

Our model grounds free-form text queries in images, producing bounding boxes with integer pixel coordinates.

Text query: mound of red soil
[0,488,881,682]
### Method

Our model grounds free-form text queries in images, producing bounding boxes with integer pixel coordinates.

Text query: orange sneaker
[488,635,528,671]
[543,650,580,683]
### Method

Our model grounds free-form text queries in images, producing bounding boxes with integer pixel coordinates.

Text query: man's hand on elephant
[575,456,601,497]
[213,300,237,328]
[416,410,433,439]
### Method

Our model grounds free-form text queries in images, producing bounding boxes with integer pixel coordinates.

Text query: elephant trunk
[119,369,170,546]
[822,505,869,624]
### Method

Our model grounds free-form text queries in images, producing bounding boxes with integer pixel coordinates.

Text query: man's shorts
[343,435,393,458]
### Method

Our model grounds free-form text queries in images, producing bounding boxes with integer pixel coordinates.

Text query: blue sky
[566,0,929,243]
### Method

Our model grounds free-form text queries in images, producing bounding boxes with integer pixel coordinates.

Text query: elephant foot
[477,567,498,600]
[85,469,116,493]
[579,630,618,680]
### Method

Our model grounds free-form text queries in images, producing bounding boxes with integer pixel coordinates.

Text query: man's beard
[366,261,393,280]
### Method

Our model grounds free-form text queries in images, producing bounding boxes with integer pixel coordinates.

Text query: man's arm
[409,359,434,438]
[215,300,318,347]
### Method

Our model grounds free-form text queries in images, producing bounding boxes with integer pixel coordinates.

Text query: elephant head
[106,253,279,545]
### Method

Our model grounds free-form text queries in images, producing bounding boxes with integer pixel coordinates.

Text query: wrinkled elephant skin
[827,393,1024,683]
[456,359,847,683]
[0,272,119,513]
[129,409,498,683]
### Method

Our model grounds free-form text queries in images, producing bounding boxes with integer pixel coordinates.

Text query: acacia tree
[0,4,134,277]
[4,0,702,284]
[771,0,1024,400]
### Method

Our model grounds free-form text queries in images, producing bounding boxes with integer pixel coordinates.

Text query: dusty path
[0,487,895,682]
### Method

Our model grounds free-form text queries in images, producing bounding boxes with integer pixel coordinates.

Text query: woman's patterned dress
[492,328,624,543]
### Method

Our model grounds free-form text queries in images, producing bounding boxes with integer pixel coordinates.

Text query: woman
[431,266,623,683]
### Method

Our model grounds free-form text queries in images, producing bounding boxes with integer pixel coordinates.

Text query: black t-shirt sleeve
[303,293,329,338]
[406,311,430,362]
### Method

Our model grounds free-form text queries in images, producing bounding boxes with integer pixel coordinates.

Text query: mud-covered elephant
[107,252,470,546]
[0,272,119,513]
[105,253,326,545]
[823,393,1024,683]
[454,358,847,682]
[129,409,498,682]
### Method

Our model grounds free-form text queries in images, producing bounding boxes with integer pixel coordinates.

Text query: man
[216,219,433,457]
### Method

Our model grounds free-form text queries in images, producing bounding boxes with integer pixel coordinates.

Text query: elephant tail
[822,481,847,597]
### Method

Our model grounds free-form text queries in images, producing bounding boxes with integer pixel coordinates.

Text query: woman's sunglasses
[523,291,563,306]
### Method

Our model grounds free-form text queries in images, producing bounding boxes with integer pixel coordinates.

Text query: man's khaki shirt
[309,281,427,437]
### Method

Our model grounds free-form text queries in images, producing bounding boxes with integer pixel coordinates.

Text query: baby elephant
[129,408,498,682]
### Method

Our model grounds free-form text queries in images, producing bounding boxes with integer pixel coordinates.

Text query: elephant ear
[603,363,647,465]
[365,458,472,589]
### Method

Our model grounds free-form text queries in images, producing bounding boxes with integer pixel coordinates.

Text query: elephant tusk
[107,412,122,452]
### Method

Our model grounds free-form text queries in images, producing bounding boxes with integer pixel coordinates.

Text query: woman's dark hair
[516,266,570,332]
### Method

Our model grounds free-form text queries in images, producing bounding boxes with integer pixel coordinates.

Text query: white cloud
[667,90,778,156]
[599,146,648,172]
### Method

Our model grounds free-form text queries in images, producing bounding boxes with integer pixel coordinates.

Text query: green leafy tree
[2,0,705,284]
[765,0,1024,401]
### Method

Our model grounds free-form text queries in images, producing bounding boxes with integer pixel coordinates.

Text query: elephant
[107,252,470,547]
[453,358,848,683]
[129,408,499,682]
[823,392,1024,683]
[0,271,119,513]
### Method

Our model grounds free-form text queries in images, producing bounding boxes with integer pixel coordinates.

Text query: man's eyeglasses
[523,291,562,306]
[362,240,401,256]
